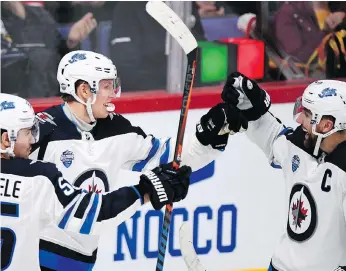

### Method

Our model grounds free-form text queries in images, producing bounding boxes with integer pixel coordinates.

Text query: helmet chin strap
[312,124,339,156]
[313,134,323,156]
[86,95,97,123]
[72,93,97,123]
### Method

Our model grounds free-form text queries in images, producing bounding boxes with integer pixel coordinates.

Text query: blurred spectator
[272,2,346,77]
[238,2,346,79]
[222,1,258,16]
[195,1,225,17]
[109,1,206,92]
[1,1,97,98]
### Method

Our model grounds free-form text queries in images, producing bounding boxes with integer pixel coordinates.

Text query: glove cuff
[137,175,153,197]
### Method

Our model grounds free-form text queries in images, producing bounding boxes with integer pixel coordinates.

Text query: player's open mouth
[104,103,115,112]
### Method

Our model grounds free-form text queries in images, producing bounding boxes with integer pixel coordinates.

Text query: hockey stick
[146,2,198,271]
[179,222,209,271]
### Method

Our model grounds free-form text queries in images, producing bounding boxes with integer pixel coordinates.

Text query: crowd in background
[1,1,346,98]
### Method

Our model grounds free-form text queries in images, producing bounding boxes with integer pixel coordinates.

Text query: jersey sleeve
[244,112,290,168]
[38,163,143,235]
[121,129,222,172]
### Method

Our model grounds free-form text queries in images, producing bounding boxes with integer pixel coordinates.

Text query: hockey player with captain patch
[222,72,346,271]
[0,93,192,271]
[27,50,249,270]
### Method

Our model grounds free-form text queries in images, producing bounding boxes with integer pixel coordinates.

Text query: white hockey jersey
[246,112,346,271]
[0,158,143,271]
[29,104,222,270]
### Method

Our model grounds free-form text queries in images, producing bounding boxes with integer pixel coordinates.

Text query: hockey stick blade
[146,1,198,54]
[179,222,209,271]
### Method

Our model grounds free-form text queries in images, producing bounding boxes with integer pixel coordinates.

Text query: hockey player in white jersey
[29,50,248,270]
[222,73,346,271]
[0,93,192,271]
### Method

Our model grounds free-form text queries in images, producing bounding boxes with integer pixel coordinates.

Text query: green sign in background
[198,41,228,83]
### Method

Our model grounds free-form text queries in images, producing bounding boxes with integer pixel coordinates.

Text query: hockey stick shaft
[172,48,198,168]
[156,48,198,271]
[145,2,198,270]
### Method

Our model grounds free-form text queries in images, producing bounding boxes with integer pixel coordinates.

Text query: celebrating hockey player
[29,50,248,270]
[222,73,346,271]
[0,93,191,271]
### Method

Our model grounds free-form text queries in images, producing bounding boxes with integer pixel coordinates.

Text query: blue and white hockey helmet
[0,93,39,156]
[57,50,121,99]
[293,80,346,155]
[57,50,121,122]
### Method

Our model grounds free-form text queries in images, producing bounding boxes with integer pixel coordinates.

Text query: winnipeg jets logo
[318,87,337,98]
[0,101,15,111]
[87,172,103,194]
[69,53,86,64]
[291,194,308,229]
[73,169,110,193]
[287,184,317,242]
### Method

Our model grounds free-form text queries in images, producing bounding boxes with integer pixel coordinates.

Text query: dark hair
[322,115,336,123]
[61,80,88,102]
[321,115,345,134]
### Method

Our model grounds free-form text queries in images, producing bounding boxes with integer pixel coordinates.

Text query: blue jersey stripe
[58,201,77,229]
[270,161,282,169]
[159,138,171,165]
[39,250,95,271]
[132,138,160,172]
[278,127,290,137]
[80,194,100,234]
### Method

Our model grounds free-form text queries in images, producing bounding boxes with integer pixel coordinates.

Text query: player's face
[296,108,318,149]
[92,79,119,119]
[13,128,35,159]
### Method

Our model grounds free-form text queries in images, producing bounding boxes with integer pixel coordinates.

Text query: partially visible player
[28,50,248,270]
[0,93,191,271]
[222,73,346,271]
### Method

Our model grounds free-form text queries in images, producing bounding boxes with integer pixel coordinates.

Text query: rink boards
[94,103,297,271]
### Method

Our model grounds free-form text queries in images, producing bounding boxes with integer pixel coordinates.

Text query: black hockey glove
[221,72,271,121]
[137,164,191,210]
[196,102,248,150]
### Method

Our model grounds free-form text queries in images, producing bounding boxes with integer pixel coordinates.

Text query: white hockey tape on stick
[146,1,198,55]
[179,222,209,271]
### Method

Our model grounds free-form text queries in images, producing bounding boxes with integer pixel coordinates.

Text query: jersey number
[1,202,18,270]
[58,177,75,196]
[1,228,16,270]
